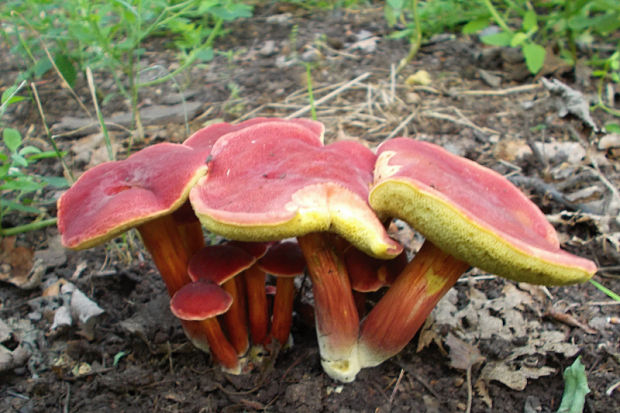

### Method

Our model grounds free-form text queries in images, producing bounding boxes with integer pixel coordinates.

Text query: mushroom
[256,240,306,347]
[229,241,273,348]
[189,121,402,382]
[187,244,256,358]
[170,280,239,373]
[57,143,209,293]
[358,138,598,368]
[57,142,213,350]
[344,247,408,316]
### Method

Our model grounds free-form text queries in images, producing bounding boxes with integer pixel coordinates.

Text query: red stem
[358,241,469,367]
[244,265,269,346]
[137,214,192,295]
[222,277,249,355]
[297,232,360,381]
[270,277,296,346]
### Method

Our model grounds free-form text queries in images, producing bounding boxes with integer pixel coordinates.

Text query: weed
[0,82,68,236]
[1,0,253,139]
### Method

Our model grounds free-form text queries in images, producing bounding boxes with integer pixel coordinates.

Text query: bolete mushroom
[358,138,598,368]
[344,247,408,316]
[189,121,402,382]
[57,143,209,294]
[188,244,255,358]
[256,240,306,347]
[229,241,273,348]
[170,280,239,373]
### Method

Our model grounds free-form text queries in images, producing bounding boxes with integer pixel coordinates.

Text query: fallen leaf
[481,361,556,391]
[445,333,485,371]
[0,237,35,288]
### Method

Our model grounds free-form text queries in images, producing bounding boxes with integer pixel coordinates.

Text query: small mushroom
[170,280,239,373]
[257,240,306,347]
[188,244,256,358]
[190,121,402,382]
[344,247,407,316]
[358,138,598,368]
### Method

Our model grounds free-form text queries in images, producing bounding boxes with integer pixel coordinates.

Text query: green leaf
[0,199,42,214]
[523,42,546,74]
[11,153,28,167]
[522,10,538,31]
[3,128,22,153]
[481,32,513,47]
[194,48,214,62]
[18,146,42,156]
[1,178,44,192]
[510,32,528,47]
[54,54,77,88]
[113,351,129,366]
[39,176,69,188]
[462,18,490,34]
[33,57,53,78]
[556,357,590,413]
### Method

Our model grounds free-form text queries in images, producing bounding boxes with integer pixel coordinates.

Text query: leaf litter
[418,281,583,397]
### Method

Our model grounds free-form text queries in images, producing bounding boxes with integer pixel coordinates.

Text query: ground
[1,4,619,413]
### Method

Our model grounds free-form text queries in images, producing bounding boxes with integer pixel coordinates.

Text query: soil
[1,4,619,413]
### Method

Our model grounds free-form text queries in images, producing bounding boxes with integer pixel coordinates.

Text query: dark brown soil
[1,4,619,413]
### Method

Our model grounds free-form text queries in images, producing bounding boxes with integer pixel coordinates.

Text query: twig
[421,110,499,136]
[465,366,473,413]
[455,83,542,96]
[63,382,70,413]
[385,111,417,140]
[388,369,405,407]
[286,72,371,119]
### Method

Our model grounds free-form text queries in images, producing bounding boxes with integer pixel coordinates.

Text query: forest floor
[1,4,619,413]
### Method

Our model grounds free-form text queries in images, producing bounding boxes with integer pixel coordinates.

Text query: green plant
[464,0,620,74]
[591,50,620,116]
[1,0,252,139]
[385,0,488,71]
[0,82,68,236]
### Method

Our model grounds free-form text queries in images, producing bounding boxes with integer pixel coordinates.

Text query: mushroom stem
[244,265,269,345]
[137,214,192,295]
[198,317,241,373]
[358,241,469,368]
[222,277,249,356]
[172,200,206,256]
[297,232,361,383]
[270,276,296,346]
[137,214,212,354]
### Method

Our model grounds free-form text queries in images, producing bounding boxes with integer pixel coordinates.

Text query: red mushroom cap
[183,118,325,150]
[189,122,402,259]
[370,138,597,285]
[345,248,408,292]
[58,143,208,249]
[228,241,273,260]
[188,244,256,284]
[170,280,233,320]
[257,241,306,277]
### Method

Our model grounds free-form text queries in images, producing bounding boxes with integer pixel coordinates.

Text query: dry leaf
[0,237,35,288]
[481,361,556,391]
[445,333,485,371]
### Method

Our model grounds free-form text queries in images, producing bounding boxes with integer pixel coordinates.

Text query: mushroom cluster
[57,118,597,382]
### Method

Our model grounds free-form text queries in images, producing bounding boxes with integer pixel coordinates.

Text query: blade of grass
[30,82,75,183]
[86,67,115,161]
[589,279,620,302]
[305,63,317,121]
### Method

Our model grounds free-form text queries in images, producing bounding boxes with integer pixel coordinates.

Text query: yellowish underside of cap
[369,179,594,286]
[70,166,208,250]
[196,184,401,260]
